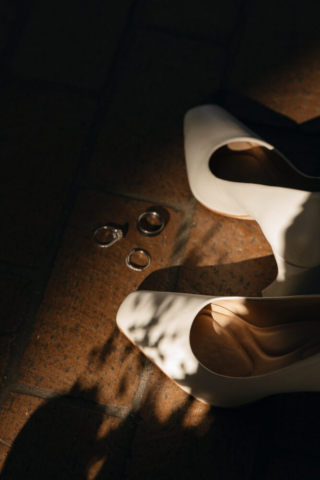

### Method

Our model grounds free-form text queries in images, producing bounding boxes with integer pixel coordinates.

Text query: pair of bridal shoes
[116,106,320,407]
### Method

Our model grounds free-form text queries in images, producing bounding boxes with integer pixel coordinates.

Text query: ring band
[126,248,151,271]
[137,211,165,237]
[93,225,123,248]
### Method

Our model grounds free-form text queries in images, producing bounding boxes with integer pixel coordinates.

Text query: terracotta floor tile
[0,392,125,479]
[88,31,225,202]
[0,83,96,266]
[273,393,320,457]
[136,0,242,44]
[229,0,320,123]
[19,191,183,406]
[127,366,262,479]
[11,0,133,89]
[176,203,277,296]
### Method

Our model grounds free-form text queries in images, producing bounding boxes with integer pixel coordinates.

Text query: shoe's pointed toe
[117,291,213,387]
[117,290,208,344]
[118,292,320,407]
[117,291,240,405]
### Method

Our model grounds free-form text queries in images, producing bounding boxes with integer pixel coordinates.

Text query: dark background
[1,0,320,478]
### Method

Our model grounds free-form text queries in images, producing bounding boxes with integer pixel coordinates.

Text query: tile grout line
[9,383,130,420]
[0,439,11,449]
[116,360,154,476]
[0,265,63,412]
[126,361,154,419]
[78,182,194,212]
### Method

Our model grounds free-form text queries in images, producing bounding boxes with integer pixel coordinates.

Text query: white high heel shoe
[117,290,320,407]
[184,105,320,297]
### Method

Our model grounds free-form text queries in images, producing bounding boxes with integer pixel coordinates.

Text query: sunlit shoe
[184,105,320,296]
[117,290,320,407]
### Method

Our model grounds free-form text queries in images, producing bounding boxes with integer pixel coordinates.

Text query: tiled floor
[1,1,320,478]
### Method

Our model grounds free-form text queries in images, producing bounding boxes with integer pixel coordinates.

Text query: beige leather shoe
[184,105,320,297]
[117,290,320,407]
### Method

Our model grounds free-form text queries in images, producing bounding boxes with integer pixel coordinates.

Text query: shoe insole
[209,144,320,191]
[190,304,320,377]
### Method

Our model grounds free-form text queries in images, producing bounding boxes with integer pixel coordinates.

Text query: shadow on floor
[0,383,274,480]
[2,258,320,479]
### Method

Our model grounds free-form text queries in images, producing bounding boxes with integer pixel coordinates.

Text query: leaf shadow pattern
[0,258,280,480]
[2,235,320,469]
[0,380,280,480]
[1,258,320,478]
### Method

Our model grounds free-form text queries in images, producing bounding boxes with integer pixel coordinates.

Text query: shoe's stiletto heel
[117,291,320,407]
[184,105,320,296]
